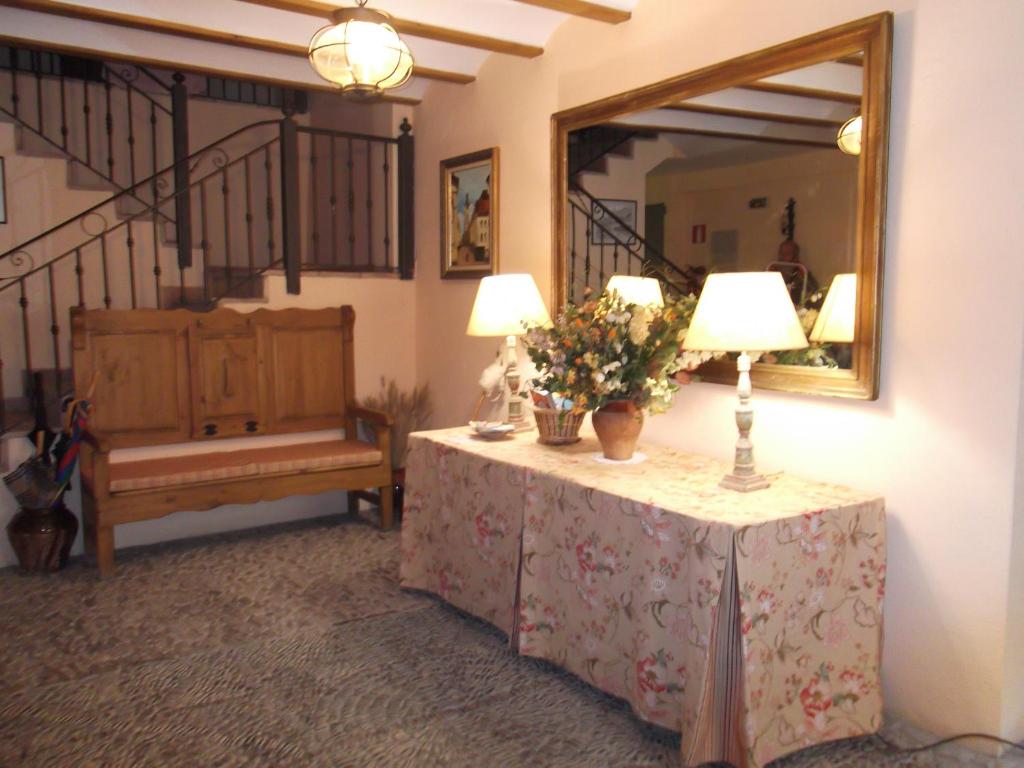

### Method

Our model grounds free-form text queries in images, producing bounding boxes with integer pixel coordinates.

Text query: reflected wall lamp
[308,1,414,98]
[836,115,862,155]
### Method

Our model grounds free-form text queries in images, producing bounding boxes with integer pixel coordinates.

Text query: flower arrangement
[522,288,720,414]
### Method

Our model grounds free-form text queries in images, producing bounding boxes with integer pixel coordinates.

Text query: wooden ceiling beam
[740,81,861,105]
[512,0,630,24]
[607,121,837,149]
[0,33,423,104]
[0,0,475,84]
[664,102,846,129]
[232,0,543,57]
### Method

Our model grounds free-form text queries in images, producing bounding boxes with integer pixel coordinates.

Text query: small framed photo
[0,157,6,224]
[441,148,498,279]
[591,198,637,245]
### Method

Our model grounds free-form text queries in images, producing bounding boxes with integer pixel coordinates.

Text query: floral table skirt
[399,427,886,768]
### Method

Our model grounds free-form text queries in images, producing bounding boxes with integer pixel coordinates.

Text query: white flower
[628,308,652,345]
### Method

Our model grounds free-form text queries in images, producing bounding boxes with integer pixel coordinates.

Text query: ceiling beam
[0,33,423,104]
[232,0,543,57]
[0,0,475,84]
[606,121,837,149]
[512,0,630,24]
[740,81,861,105]
[664,103,845,129]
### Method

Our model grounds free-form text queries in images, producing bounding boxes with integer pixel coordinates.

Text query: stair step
[13,125,67,159]
[66,161,119,193]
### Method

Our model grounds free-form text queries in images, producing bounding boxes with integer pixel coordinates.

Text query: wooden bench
[71,305,393,577]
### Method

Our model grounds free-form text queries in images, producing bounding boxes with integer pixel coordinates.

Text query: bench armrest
[82,430,112,454]
[349,405,394,427]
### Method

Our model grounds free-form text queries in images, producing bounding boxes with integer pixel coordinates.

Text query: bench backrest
[71,306,356,449]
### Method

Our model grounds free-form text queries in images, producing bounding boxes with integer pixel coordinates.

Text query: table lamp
[466,273,551,425]
[683,272,808,491]
[810,273,856,343]
[605,275,664,308]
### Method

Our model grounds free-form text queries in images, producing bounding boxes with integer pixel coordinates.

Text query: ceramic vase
[591,400,644,460]
[6,502,78,573]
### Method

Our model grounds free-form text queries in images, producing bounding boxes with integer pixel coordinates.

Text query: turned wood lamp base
[722,351,771,493]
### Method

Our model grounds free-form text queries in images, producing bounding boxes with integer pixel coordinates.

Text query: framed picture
[591,198,637,245]
[441,148,498,279]
[0,157,6,224]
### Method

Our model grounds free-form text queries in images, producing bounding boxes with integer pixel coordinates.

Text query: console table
[399,427,885,768]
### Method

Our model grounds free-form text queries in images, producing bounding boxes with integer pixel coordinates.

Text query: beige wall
[410,0,1024,743]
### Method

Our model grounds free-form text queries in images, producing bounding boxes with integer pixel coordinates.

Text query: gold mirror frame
[551,13,892,399]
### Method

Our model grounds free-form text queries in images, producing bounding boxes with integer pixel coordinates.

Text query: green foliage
[522,289,719,414]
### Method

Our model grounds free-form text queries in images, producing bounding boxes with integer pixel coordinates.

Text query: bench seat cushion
[109,440,383,493]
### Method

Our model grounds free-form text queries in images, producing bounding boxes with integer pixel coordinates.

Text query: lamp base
[719,472,770,492]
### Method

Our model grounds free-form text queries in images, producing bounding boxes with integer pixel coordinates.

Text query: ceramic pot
[591,400,644,460]
[6,502,78,573]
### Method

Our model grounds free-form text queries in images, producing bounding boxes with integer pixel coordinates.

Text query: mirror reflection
[567,52,864,370]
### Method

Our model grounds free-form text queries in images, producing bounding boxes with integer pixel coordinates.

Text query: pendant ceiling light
[836,114,862,155]
[308,0,414,98]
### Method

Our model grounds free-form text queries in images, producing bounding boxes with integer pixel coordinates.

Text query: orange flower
[608,329,617,339]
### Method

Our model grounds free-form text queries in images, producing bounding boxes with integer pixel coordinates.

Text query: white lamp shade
[605,275,664,308]
[309,9,414,95]
[683,272,808,352]
[810,273,857,343]
[466,274,551,337]
[836,115,862,156]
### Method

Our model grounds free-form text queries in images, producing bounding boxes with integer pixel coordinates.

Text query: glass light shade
[810,273,857,343]
[466,274,552,337]
[605,275,664,308]
[837,115,862,155]
[308,7,413,96]
[683,272,808,352]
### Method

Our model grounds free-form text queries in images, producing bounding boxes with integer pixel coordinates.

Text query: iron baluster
[383,141,391,270]
[33,51,43,135]
[330,136,338,267]
[570,205,576,302]
[310,135,320,266]
[200,181,210,303]
[47,263,62,393]
[126,86,137,191]
[244,155,255,277]
[19,279,32,379]
[103,230,113,308]
[59,72,68,150]
[74,248,85,307]
[9,53,19,118]
[83,80,92,168]
[365,139,373,269]
[613,243,619,274]
[264,145,275,263]
[347,137,355,266]
[127,230,138,309]
[104,75,115,181]
[221,168,232,294]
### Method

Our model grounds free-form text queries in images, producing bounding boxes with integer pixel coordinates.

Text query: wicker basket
[533,408,585,445]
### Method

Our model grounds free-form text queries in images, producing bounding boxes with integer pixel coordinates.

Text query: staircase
[0,44,414,436]
[566,126,703,303]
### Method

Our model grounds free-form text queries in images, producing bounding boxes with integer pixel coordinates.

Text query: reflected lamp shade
[308,4,414,97]
[836,115,862,156]
[683,272,808,353]
[810,273,857,343]
[605,275,664,308]
[466,274,551,337]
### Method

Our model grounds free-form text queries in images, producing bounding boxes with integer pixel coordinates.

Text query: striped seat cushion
[109,440,383,493]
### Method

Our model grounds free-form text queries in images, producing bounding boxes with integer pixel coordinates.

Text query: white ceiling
[0,0,641,102]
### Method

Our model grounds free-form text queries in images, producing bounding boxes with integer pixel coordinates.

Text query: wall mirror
[552,13,892,399]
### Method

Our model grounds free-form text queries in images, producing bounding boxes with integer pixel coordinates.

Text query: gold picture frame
[441,148,499,280]
[551,14,892,400]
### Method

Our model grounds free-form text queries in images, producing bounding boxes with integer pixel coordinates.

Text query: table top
[410,426,883,528]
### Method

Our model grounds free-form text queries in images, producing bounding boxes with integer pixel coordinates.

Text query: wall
[411,0,1024,744]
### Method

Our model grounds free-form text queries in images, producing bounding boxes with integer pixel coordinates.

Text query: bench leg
[379,484,394,530]
[347,491,359,517]
[95,525,115,578]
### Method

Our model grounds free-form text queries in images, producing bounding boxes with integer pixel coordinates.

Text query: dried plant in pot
[361,378,433,509]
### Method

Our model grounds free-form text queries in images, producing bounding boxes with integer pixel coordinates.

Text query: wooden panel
[82,325,192,447]
[189,322,264,439]
[262,316,347,433]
